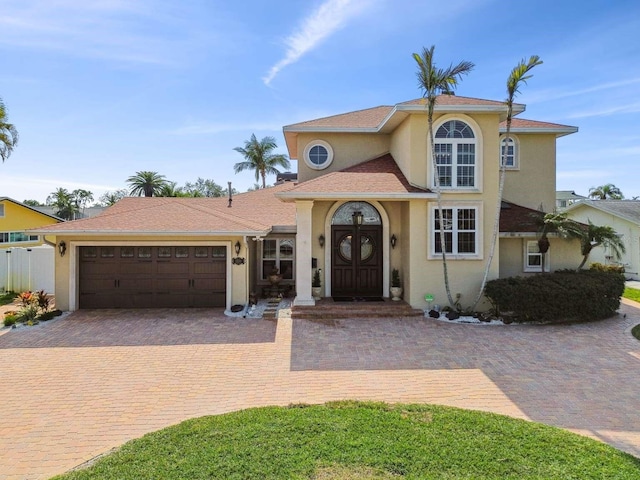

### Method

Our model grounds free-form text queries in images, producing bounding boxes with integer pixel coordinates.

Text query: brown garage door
[79,246,227,308]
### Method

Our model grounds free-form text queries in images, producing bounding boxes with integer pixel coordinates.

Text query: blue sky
[1,0,639,203]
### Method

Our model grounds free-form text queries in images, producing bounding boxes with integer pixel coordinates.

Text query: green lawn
[54,401,639,480]
[624,287,640,303]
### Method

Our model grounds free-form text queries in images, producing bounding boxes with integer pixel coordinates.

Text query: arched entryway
[331,202,383,298]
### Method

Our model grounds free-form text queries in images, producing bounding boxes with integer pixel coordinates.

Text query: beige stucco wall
[54,235,249,311]
[499,236,583,279]
[389,115,428,188]
[296,132,390,183]
[502,133,557,212]
[566,205,640,279]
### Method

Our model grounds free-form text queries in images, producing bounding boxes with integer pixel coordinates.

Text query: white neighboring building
[565,200,640,279]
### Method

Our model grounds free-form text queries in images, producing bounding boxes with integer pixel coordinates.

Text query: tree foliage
[0,97,18,162]
[588,184,624,200]
[233,134,290,189]
[127,171,168,197]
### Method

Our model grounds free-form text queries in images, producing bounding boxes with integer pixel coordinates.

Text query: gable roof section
[0,197,64,222]
[499,118,578,137]
[565,200,640,225]
[30,183,297,236]
[283,95,525,158]
[499,201,544,234]
[277,154,434,201]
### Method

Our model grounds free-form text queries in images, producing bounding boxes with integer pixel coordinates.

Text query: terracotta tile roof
[279,154,432,198]
[500,201,544,233]
[500,118,578,134]
[284,106,393,130]
[32,183,297,235]
[400,95,511,107]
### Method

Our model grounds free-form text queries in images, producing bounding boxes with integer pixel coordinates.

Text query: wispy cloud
[263,0,373,86]
[566,100,640,119]
[526,77,640,105]
[0,1,215,66]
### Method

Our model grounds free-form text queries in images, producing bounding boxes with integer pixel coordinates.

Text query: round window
[303,140,334,170]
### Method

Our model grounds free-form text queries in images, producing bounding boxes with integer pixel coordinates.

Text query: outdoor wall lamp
[58,241,67,257]
[318,234,325,248]
[390,234,397,249]
[352,211,363,226]
[232,241,245,265]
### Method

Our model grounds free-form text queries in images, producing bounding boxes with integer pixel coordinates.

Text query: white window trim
[428,202,483,260]
[429,115,483,193]
[524,240,550,272]
[0,231,40,244]
[302,140,334,171]
[500,135,520,170]
[260,237,296,282]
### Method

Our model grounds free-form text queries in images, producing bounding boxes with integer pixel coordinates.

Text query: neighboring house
[33,94,582,312]
[33,205,106,220]
[556,190,587,210]
[565,200,640,280]
[0,197,61,248]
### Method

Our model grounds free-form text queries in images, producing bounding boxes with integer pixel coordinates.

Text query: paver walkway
[0,302,639,479]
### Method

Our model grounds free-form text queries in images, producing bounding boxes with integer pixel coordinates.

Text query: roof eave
[501,126,579,137]
[27,229,271,237]
[276,192,436,202]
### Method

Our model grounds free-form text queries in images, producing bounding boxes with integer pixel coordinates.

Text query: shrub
[3,313,19,327]
[484,270,625,323]
[590,262,625,274]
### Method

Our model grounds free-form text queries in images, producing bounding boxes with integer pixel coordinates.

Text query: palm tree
[535,211,583,271]
[71,189,94,217]
[574,221,626,270]
[472,56,542,308]
[588,184,624,200]
[127,171,168,197]
[98,189,128,206]
[157,181,184,197]
[233,134,290,189]
[0,97,19,162]
[413,45,474,308]
[47,188,77,220]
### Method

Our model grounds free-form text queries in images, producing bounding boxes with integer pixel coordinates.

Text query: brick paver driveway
[1,302,639,479]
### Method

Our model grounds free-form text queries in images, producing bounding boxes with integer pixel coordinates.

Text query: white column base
[293,295,316,306]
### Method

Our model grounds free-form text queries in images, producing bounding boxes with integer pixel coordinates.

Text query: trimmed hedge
[485,270,625,323]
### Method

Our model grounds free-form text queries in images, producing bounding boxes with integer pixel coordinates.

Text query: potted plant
[312,269,322,300]
[390,268,402,301]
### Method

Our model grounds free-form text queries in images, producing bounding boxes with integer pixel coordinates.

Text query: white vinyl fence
[0,246,55,293]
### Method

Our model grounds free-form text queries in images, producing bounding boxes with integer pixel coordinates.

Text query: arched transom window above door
[433,119,478,189]
[331,201,382,225]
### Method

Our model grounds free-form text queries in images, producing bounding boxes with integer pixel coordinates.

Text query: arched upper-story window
[433,119,478,188]
[500,135,519,169]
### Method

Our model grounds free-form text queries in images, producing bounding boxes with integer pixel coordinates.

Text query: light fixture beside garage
[232,241,245,265]
[58,241,67,257]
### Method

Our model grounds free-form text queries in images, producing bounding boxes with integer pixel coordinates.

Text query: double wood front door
[331,224,382,297]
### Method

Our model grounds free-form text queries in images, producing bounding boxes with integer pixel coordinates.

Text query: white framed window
[0,204,4,217]
[434,120,477,188]
[0,232,39,244]
[261,238,295,281]
[524,240,549,272]
[430,204,481,259]
[303,140,334,170]
[500,135,519,169]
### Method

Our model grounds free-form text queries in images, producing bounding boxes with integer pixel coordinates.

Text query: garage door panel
[157,262,189,275]
[194,262,225,275]
[80,246,227,309]
[120,262,154,275]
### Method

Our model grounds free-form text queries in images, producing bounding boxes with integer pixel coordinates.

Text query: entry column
[293,200,315,306]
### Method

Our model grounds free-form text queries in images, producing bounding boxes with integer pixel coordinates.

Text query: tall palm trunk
[471,56,542,310]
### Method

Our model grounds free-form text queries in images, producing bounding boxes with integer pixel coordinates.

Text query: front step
[292,297,424,321]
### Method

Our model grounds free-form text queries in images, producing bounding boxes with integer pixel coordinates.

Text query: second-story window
[500,136,519,169]
[434,120,476,188]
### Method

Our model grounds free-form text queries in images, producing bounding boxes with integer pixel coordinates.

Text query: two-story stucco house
[33,94,580,312]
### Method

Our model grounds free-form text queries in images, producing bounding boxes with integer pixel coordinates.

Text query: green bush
[3,314,19,327]
[485,270,625,323]
[590,262,625,274]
